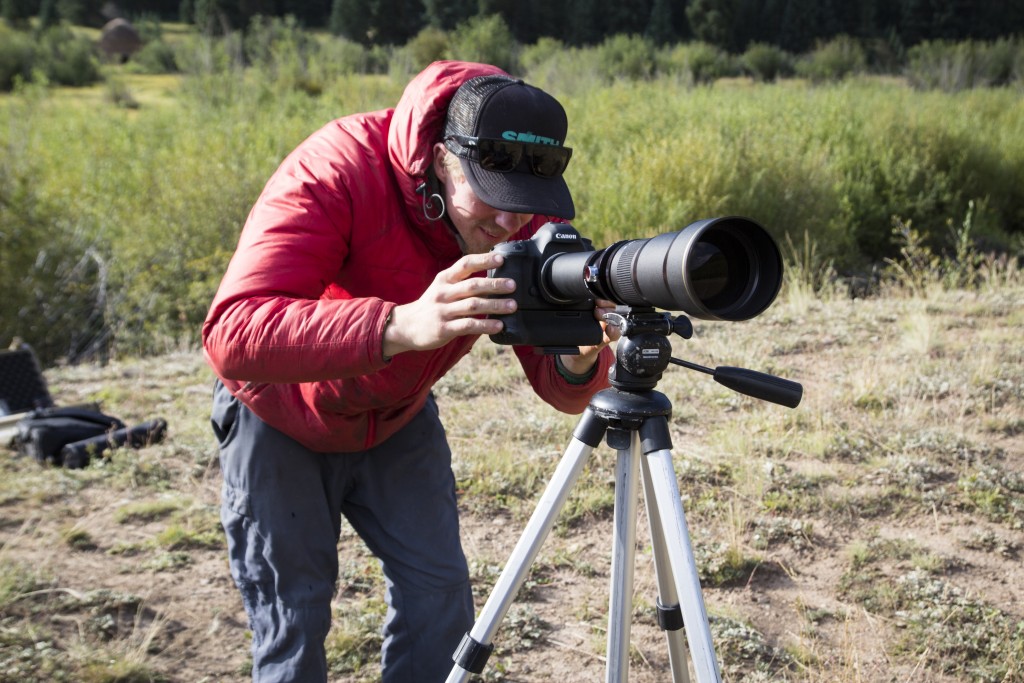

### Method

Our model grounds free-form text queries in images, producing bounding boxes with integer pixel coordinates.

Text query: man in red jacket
[203,61,615,682]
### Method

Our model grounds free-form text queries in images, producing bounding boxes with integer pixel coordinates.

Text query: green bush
[0,25,35,91]
[906,38,1024,92]
[595,34,656,82]
[174,31,245,77]
[0,25,101,91]
[127,39,180,74]
[519,43,604,95]
[244,15,316,70]
[566,78,1023,269]
[519,37,565,75]
[741,42,792,82]
[317,36,376,77]
[241,15,325,95]
[0,154,107,364]
[40,26,101,87]
[5,33,1024,358]
[446,14,517,74]
[404,26,448,71]
[658,41,737,84]
[795,35,867,83]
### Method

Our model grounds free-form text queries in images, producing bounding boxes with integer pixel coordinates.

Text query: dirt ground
[2,285,1023,682]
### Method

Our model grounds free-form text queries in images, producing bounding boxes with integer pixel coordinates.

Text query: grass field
[3,67,1023,364]
[2,55,1023,681]
[1,274,1021,682]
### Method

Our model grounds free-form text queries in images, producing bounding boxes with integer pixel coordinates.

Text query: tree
[2,0,34,27]
[602,0,650,36]
[192,0,237,34]
[55,0,105,26]
[476,0,566,43]
[329,0,371,43]
[686,0,735,50]
[280,0,331,26]
[646,0,676,45]
[38,0,58,27]
[447,13,517,72]
[422,0,473,30]
[567,0,602,45]
[370,0,422,44]
[778,0,820,53]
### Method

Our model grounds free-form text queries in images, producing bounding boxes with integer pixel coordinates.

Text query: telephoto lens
[542,216,783,320]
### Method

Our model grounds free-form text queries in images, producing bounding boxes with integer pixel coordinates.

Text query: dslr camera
[488,217,784,349]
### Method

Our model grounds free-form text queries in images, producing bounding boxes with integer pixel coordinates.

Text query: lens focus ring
[609,240,645,305]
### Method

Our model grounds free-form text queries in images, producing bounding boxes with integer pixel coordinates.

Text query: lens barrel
[542,216,783,321]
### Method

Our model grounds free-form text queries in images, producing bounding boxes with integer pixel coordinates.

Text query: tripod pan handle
[713,367,803,408]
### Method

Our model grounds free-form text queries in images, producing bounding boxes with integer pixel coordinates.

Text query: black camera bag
[14,407,125,468]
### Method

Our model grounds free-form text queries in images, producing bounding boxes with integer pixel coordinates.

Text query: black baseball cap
[443,75,575,219]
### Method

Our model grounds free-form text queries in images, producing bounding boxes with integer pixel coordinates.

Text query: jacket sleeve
[202,129,394,384]
[513,345,613,414]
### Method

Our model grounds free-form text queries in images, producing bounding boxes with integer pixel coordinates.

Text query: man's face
[434,144,533,255]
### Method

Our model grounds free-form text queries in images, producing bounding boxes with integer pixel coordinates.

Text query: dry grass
[0,277,1022,682]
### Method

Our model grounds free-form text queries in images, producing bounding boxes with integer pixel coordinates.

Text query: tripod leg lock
[452,632,494,674]
[656,599,685,632]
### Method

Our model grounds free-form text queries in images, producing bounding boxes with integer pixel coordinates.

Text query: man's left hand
[558,299,621,376]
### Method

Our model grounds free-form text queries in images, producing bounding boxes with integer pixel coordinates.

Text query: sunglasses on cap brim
[445,134,573,179]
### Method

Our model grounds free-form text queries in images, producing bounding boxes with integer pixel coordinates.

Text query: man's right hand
[381,252,517,359]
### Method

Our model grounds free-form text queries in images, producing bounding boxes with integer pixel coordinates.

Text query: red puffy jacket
[202,61,612,452]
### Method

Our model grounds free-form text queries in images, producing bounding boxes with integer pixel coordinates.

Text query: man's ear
[432,142,449,182]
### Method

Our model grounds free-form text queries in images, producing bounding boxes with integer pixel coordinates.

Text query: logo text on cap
[501,130,561,146]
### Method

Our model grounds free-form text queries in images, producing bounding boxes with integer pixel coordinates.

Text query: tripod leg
[446,435,597,683]
[640,455,692,683]
[644,448,722,683]
[605,434,641,683]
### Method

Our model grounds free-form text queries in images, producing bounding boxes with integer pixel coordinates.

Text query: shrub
[741,42,792,82]
[658,41,736,84]
[244,14,316,70]
[175,31,245,77]
[446,14,517,74]
[0,25,35,91]
[519,37,565,75]
[404,26,448,71]
[315,36,374,77]
[519,43,604,95]
[795,35,867,83]
[38,26,101,87]
[0,25,101,91]
[127,39,180,74]
[595,33,656,82]
[906,38,1024,92]
[0,160,108,364]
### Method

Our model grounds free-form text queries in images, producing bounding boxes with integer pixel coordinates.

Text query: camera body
[488,223,603,348]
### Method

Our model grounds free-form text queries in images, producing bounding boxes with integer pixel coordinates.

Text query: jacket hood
[388,61,507,244]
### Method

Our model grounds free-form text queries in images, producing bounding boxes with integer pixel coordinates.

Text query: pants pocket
[210,380,241,448]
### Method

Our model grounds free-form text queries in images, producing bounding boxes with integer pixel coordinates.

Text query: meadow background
[0,12,1023,683]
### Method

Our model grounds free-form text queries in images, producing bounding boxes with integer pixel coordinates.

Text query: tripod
[447,308,802,683]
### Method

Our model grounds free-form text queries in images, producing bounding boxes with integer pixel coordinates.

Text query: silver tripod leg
[446,437,594,683]
[640,450,692,683]
[606,437,641,682]
[608,435,699,683]
[643,448,722,683]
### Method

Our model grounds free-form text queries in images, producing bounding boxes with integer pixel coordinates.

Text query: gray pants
[211,382,474,682]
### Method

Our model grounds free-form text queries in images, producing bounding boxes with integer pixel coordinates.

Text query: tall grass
[907,38,1024,91]
[1,46,1022,361]
[1,70,403,360]
[561,78,1024,263]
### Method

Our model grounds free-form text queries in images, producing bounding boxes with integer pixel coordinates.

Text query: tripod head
[604,307,803,408]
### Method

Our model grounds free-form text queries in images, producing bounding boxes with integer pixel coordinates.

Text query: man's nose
[494,210,533,233]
